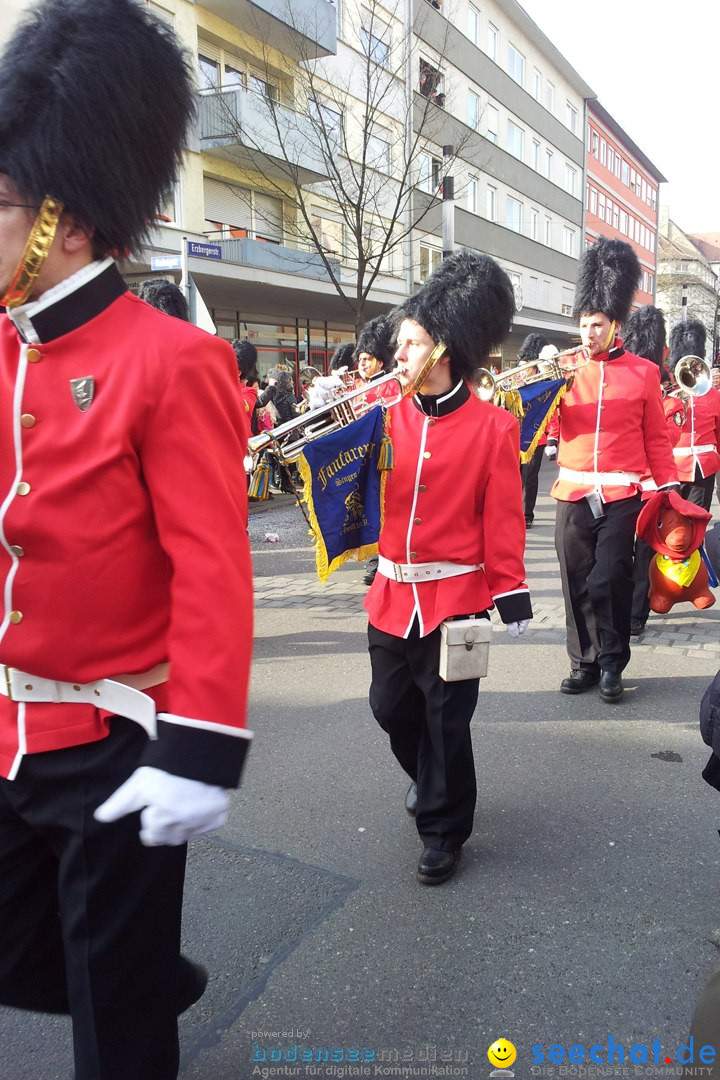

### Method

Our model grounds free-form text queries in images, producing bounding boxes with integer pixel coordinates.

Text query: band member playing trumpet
[669,320,720,511]
[364,252,532,885]
[546,239,678,703]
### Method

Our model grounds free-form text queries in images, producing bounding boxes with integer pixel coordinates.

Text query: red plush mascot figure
[636,489,715,613]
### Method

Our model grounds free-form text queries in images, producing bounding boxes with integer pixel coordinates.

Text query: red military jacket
[549,340,678,503]
[0,260,253,783]
[364,382,532,638]
[672,388,720,481]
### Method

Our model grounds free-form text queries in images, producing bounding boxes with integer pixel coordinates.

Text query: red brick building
[585,101,666,312]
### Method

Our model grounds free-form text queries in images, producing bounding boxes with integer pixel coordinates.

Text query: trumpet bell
[674,355,712,398]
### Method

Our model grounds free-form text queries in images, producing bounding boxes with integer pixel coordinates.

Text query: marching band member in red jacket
[364,252,532,886]
[0,3,253,1078]
[668,320,720,511]
[545,240,678,703]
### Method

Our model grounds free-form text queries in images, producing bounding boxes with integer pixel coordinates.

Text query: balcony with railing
[199,0,336,60]
[199,89,334,184]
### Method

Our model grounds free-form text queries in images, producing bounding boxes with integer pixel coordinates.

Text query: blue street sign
[150,255,182,271]
[187,241,222,260]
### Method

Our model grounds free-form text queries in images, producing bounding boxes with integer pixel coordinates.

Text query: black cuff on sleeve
[140,719,251,788]
[495,591,533,624]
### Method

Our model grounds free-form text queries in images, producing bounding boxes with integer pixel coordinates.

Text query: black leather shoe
[599,671,623,703]
[404,782,417,816]
[630,619,646,636]
[177,958,208,1014]
[560,669,599,694]
[417,847,461,885]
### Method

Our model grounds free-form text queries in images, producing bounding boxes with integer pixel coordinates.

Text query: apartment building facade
[585,101,665,312]
[656,214,720,363]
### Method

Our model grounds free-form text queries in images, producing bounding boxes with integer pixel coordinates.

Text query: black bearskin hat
[670,319,707,366]
[622,305,666,367]
[329,343,356,371]
[573,238,640,324]
[138,279,189,322]
[518,333,550,363]
[354,315,395,370]
[397,251,514,380]
[232,338,259,382]
[0,0,195,255]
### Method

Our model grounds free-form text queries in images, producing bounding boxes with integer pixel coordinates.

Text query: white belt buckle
[1,665,14,701]
[393,563,404,583]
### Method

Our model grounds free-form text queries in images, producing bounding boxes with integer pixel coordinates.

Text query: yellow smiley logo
[488,1039,517,1069]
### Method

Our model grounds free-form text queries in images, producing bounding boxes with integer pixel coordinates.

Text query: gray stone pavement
[4,462,720,1080]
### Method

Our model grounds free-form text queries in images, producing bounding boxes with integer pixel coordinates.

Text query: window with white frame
[544,148,553,180]
[621,160,630,185]
[540,279,551,307]
[561,286,573,316]
[417,152,441,193]
[531,68,541,101]
[562,226,576,257]
[146,1,174,23]
[591,130,599,157]
[486,184,497,221]
[311,214,344,257]
[507,120,524,160]
[309,98,344,142]
[564,164,577,196]
[361,9,390,67]
[467,90,480,130]
[598,192,606,220]
[565,101,578,135]
[543,215,552,245]
[619,209,628,234]
[545,81,555,113]
[486,104,499,143]
[487,22,498,61]
[600,138,607,166]
[468,3,479,45]
[589,187,597,215]
[613,204,619,229]
[607,146,614,172]
[528,276,538,305]
[615,154,621,178]
[529,207,538,240]
[368,128,391,172]
[507,43,525,86]
[198,54,221,91]
[203,178,283,243]
[419,58,444,101]
[506,195,522,233]
[419,244,442,281]
[467,175,479,213]
[532,139,541,171]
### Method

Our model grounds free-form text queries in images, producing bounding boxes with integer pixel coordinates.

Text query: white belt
[673,444,716,457]
[558,467,641,486]
[0,661,169,737]
[377,555,481,583]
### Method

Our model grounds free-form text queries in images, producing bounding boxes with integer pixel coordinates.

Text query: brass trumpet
[475,345,587,402]
[667,355,712,399]
[248,370,405,463]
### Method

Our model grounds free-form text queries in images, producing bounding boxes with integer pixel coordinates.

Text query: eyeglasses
[0,200,37,210]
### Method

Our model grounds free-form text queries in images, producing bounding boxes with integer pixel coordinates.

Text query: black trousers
[368,621,479,851]
[520,444,544,522]
[0,719,188,1080]
[631,537,654,627]
[681,467,715,511]
[555,495,641,675]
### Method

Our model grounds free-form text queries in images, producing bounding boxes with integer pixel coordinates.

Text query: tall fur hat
[669,319,707,365]
[231,338,259,381]
[329,343,356,371]
[518,333,550,363]
[0,0,195,255]
[396,251,515,380]
[354,315,395,370]
[622,305,666,367]
[138,279,189,322]
[573,238,640,324]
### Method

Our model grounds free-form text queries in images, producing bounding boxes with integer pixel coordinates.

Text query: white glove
[506,619,530,637]
[307,374,345,410]
[544,443,557,460]
[94,766,229,847]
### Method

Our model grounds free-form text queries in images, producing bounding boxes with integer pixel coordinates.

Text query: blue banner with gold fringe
[518,378,566,463]
[297,408,390,582]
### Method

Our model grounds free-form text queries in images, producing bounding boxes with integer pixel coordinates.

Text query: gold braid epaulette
[0,196,64,309]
